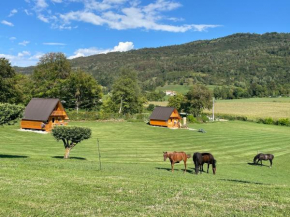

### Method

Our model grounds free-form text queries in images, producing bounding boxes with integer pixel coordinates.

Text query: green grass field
[1,121,290,216]
[207,97,290,120]
[156,84,190,95]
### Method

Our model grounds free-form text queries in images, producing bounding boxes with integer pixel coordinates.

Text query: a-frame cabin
[149,106,181,128]
[20,98,69,132]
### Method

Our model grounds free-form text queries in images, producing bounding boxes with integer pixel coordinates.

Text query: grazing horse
[193,152,203,174]
[253,153,274,167]
[201,153,216,175]
[163,152,191,173]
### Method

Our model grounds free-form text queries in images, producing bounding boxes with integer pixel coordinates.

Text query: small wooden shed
[149,106,181,128]
[21,98,69,132]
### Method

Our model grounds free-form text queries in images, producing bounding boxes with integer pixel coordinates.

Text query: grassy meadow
[207,97,290,120]
[1,120,290,216]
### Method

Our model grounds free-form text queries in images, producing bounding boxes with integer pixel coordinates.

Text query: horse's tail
[186,154,191,159]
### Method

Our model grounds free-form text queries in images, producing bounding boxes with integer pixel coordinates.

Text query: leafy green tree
[52,126,91,159]
[167,93,185,111]
[0,103,24,125]
[183,85,213,116]
[111,69,144,114]
[0,58,22,103]
[61,70,103,111]
[32,52,71,98]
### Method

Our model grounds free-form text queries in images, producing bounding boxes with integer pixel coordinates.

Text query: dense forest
[15,32,290,98]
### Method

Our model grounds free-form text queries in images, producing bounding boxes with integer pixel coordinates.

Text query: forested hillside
[16,32,290,93]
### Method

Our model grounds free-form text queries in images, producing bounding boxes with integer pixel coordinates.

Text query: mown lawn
[0,121,290,216]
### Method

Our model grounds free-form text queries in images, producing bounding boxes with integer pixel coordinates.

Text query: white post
[212,97,215,121]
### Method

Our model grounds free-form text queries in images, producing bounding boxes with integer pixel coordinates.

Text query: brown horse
[163,151,191,173]
[253,153,274,167]
[201,153,216,175]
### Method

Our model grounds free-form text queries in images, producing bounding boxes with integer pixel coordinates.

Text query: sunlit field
[0,121,290,216]
[207,98,290,120]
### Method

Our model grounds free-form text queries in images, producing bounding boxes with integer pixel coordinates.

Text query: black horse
[201,153,216,175]
[253,153,274,167]
[193,152,203,174]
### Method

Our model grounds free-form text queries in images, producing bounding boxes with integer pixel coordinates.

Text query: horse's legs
[269,159,272,168]
[170,160,174,172]
[207,163,209,173]
[184,160,187,173]
[199,164,202,174]
[261,160,263,166]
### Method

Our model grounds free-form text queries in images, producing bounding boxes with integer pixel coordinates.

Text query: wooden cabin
[149,107,181,128]
[21,98,69,132]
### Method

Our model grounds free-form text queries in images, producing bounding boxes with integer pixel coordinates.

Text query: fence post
[97,139,102,170]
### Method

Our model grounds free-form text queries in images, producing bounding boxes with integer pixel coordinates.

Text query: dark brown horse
[201,153,216,175]
[253,153,274,167]
[163,151,191,173]
[193,152,203,174]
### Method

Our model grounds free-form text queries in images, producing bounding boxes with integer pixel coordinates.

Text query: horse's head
[253,153,261,164]
[163,152,168,161]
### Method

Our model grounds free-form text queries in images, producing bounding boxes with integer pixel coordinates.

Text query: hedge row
[66,110,150,122]
[206,112,290,127]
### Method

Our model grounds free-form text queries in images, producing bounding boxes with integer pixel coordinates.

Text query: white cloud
[18,51,31,57]
[35,0,48,10]
[9,37,17,41]
[26,0,221,33]
[24,9,33,16]
[68,41,134,59]
[0,51,43,67]
[38,14,49,22]
[1,20,14,27]
[43,42,66,45]
[58,1,221,33]
[8,9,18,17]
[19,41,30,46]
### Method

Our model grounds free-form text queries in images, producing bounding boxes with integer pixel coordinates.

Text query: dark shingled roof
[149,107,175,121]
[22,98,60,121]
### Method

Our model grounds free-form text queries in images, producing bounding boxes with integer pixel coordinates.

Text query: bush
[201,114,209,122]
[0,103,24,125]
[277,118,290,126]
[147,104,155,111]
[187,114,197,123]
[264,117,274,125]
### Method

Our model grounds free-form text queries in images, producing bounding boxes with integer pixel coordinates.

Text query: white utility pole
[212,97,215,121]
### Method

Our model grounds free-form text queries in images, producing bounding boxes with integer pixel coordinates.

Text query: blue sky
[0,0,290,67]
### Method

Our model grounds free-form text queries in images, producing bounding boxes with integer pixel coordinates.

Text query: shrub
[147,104,155,111]
[264,117,274,125]
[0,103,24,126]
[201,114,209,122]
[187,114,197,123]
[277,118,290,126]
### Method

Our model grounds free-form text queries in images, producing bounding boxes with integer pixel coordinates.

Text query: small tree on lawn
[52,126,92,159]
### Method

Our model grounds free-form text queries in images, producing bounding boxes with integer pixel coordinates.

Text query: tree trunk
[64,147,71,159]
[118,97,123,114]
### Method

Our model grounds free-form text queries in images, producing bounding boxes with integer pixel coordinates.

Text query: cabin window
[52,118,55,123]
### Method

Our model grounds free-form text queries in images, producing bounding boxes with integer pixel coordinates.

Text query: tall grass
[0,121,290,216]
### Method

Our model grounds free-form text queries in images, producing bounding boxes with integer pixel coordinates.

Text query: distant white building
[165,90,177,96]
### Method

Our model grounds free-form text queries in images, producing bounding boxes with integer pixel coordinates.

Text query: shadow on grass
[52,156,87,160]
[0,154,28,158]
[248,162,270,167]
[220,179,266,185]
[155,167,194,173]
